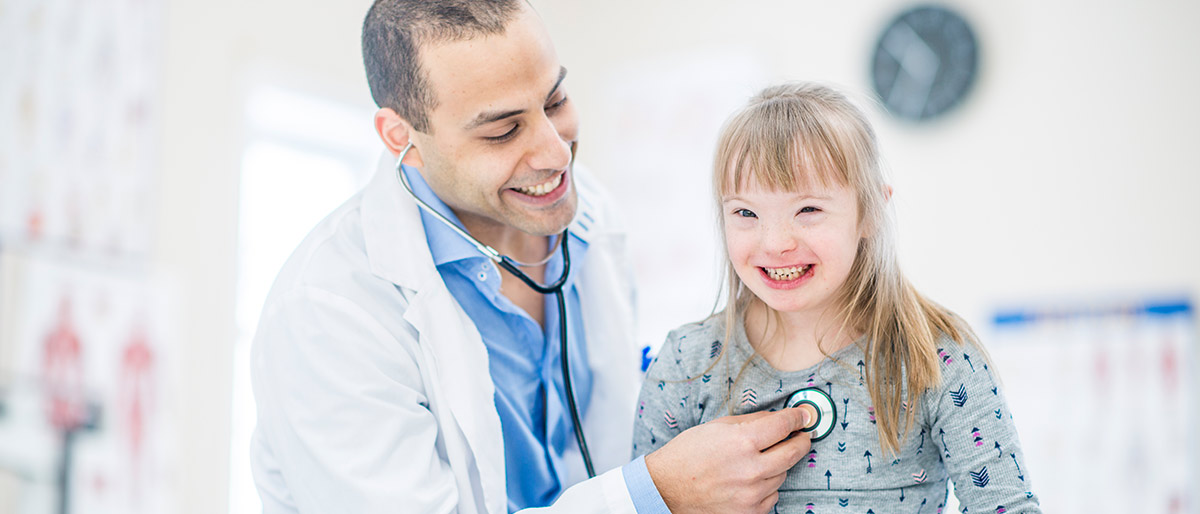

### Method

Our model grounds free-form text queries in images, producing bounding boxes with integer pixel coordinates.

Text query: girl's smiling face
[722,179,862,322]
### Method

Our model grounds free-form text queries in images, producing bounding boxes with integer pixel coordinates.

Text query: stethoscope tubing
[394,143,596,478]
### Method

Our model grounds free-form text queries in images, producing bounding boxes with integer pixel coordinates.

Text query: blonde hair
[712,82,977,455]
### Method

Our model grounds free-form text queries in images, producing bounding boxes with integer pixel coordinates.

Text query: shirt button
[477,271,487,281]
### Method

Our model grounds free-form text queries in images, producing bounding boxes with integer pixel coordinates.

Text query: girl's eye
[485,125,519,143]
[734,208,757,218]
[798,206,819,214]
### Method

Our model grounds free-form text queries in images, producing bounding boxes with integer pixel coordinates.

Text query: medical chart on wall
[986,299,1196,514]
[0,0,161,258]
[0,258,174,514]
[0,0,171,512]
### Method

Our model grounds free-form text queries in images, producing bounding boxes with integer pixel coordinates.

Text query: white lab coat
[250,155,643,513]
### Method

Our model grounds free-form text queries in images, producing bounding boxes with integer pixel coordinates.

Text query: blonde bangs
[714,95,852,202]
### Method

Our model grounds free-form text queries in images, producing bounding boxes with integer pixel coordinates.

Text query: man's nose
[526,116,573,172]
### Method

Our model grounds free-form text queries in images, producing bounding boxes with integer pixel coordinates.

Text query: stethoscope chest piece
[785,387,836,442]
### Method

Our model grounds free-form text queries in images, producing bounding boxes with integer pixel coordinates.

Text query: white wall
[145,0,1199,511]
[155,0,373,512]
[538,0,1200,328]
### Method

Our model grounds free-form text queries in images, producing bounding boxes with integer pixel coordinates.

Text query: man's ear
[374,108,424,168]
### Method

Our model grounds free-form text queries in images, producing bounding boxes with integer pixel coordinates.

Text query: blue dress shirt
[402,164,668,514]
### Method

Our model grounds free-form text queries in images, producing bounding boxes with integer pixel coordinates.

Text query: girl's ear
[860,184,894,238]
[374,108,424,168]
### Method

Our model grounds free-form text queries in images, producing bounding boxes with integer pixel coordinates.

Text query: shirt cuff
[621,455,671,514]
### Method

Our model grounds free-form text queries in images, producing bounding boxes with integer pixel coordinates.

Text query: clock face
[871,5,979,122]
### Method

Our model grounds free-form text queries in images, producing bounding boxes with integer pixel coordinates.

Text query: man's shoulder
[262,193,399,313]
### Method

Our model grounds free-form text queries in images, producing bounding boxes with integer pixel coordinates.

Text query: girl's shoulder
[649,314,733,381]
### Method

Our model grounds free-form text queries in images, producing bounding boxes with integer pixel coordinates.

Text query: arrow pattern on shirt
[740,388,758,407]
[1011,453,1025,481]
[970,466,991,487]
[633,324,1033,514]
[950,384,969,407]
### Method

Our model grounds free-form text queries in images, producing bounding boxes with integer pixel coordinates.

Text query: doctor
[249,1,813,513]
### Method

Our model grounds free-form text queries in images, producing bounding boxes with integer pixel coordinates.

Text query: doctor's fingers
[755,491,782,514]
[743,407,811,450]
[747,470,789,514]
[759,428,812,474]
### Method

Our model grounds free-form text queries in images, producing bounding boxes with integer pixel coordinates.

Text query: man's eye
[734,208,757,218]
[547,95,569,112]
[485,125,519,143]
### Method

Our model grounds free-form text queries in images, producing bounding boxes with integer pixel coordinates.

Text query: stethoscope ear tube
[392,142,594,477]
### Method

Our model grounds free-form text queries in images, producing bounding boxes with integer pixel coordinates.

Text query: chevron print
[838,498,849,507]
[912,469,927,483]
[710,340,722,359]
[950,384,968,407]
[970,466,990,487]
[938,348,953,364]
[663,410,678,429]
[740,388,758,407]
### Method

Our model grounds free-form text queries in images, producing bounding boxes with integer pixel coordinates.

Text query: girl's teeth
[765,265,810,281]
[517,173,563,196]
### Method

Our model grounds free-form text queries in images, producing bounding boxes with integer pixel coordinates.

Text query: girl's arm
[632,328,702,457]
[925,338,1043,513]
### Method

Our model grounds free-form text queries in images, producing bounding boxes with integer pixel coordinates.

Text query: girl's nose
[761,222,799,254]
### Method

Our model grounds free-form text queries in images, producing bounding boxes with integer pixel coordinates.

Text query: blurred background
[0,0,1196,513]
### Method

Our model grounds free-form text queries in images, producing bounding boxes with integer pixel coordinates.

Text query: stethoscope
[393,141,598,478]
[786,387,837,442]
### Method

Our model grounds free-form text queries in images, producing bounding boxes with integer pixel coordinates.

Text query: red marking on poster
[120,327,154,460]
[1161,338,1178,393]
[42,297,86,430]
[120,324,155,508]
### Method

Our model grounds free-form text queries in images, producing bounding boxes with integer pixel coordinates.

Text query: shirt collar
[401,163,488,267]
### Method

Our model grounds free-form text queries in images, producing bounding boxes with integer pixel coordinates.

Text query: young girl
[633,83,1040,513]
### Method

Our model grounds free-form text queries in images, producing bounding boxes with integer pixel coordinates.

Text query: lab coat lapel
[361,153,506,511]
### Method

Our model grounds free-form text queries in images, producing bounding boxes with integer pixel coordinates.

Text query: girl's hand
[645,408,812,514]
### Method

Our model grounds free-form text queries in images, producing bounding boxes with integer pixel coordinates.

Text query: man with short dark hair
[250,1,813,512]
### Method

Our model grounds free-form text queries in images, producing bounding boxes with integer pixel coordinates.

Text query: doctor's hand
[645,408,812,514]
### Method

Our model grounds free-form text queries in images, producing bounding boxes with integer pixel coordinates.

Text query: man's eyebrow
[546,66,567,102]
[464,67,568,131]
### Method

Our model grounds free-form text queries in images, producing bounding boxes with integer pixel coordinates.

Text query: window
[229,85,377,514]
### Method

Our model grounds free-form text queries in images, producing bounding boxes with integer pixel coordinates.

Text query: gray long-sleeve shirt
[633,314,1041,514]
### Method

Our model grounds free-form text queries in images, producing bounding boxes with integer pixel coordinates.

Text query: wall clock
[871,5,979,122]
